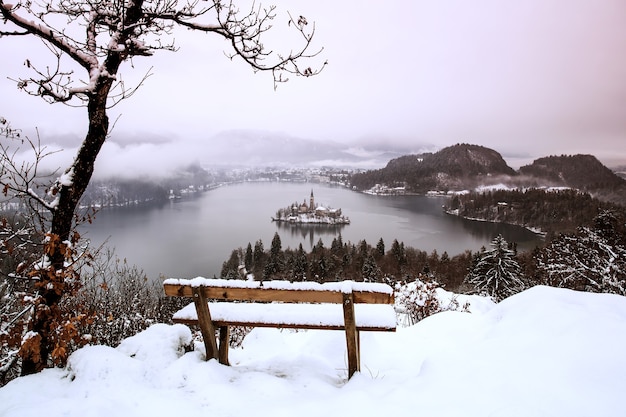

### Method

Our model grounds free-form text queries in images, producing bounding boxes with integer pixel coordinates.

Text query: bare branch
[106,68,154,109]
[0,1,97,71]
[0,126,62,215]
[2,0,325,109]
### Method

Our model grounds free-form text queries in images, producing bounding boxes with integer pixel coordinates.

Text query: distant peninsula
[272,190,351,225]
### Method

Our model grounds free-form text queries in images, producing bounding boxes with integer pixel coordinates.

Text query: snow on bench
[163,278,397,378]
[172,302,397,331]
[163,277,393,291]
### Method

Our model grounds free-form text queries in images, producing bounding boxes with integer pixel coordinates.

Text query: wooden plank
[163,283,394,304]
[192,288,219,361]
[218,326,230,366]
[173,317,396,332]
[342,292,360,378]
[353,291,394,304]
[165,284,342,303]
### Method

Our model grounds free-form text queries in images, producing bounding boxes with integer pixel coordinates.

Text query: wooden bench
[163,278,396,378]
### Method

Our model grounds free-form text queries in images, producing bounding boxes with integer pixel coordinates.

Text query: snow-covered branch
[537,221,626,296]
[2,0,325,107]
[0,1,97,71]
[142,0,326,87]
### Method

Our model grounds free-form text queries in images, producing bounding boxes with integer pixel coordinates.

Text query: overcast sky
[2,0,626,176]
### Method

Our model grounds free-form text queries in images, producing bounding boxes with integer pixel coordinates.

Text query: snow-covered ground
[1,285,625,417]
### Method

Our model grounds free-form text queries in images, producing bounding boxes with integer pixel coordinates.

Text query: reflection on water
[274,221,347,248]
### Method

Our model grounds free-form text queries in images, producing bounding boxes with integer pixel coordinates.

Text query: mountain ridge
[349,143,626,204]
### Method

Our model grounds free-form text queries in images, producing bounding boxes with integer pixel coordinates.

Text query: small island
[272,190,351,225]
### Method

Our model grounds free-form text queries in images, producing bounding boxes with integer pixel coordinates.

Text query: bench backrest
[163,278,394,304]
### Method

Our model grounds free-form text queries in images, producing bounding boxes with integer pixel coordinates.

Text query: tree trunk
[20,83,112,375]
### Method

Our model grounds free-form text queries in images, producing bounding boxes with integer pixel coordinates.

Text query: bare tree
[0,0,324,375]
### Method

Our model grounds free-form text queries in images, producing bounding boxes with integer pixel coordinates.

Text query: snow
[2,286,626,417]
[475,183,512,192]
[173,302,397,329]
[58,168,74,187]
[163,278,394,295]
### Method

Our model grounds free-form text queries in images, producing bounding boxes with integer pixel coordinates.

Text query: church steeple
[310,189,314,211]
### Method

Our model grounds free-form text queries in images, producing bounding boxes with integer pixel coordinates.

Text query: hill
[350,145,626,204]
[1,286,625,416]
[350,144,516,193]
[519,154,626,202]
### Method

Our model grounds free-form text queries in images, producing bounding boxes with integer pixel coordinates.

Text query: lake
[81,181,543,280]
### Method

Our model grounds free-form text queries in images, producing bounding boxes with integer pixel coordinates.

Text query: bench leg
[342,292,360,378]
[192,288,219,361]
[218,326,230,366]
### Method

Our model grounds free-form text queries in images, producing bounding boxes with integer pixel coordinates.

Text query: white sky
[2,0,626,175]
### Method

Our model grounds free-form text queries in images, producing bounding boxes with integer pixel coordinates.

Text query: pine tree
[331,234,344,257]
[362,254,382,283]
[252,239,265,279]
[465,235,525,301]
[244,243,253,272]
[292,243,308,282]
[376,238,385,259]
[391,239,407,275]
[536,219,626,295]
[263,232,284,279]
[221,249,242,279]
[310,239,328,282]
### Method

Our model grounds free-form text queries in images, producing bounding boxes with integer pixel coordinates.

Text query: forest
[446,188,625,238]
[221,205,626,297]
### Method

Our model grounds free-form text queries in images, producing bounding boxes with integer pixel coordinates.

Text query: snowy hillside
[1,286,625,417]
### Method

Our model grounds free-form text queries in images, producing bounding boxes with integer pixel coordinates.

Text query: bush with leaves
[395,279,469,326]
[0,241,190,386]
[68,249,179,348]
[0,231,97,378]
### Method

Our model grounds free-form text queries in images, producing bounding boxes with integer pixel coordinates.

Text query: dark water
[81,182,543,280]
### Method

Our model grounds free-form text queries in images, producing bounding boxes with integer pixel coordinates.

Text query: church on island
[272,190,351,225]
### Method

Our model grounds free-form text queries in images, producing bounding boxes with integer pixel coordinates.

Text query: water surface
[81,182,542,279]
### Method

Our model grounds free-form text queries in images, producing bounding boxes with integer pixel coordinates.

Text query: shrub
[395,279,469,326]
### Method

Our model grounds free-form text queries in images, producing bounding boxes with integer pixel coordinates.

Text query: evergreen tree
[331,234,344,257]
[293,243,308,282]
[434,251,451,283]
[465,235,525,301]
[354,239,370,279]
[263,232,284,279]
[358,239,369,257]
[391,239,407,275]
[362,254,382,283]
[536,220,626,295]
[593,209,626,246]
[244,243,253,272]
[376,238,385,259]
[221,249,242,279]
[252,239,265,279]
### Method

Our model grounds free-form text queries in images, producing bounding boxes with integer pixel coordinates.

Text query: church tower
[310,189,315,211]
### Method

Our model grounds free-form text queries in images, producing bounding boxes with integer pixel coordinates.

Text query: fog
[2,0,625,178]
